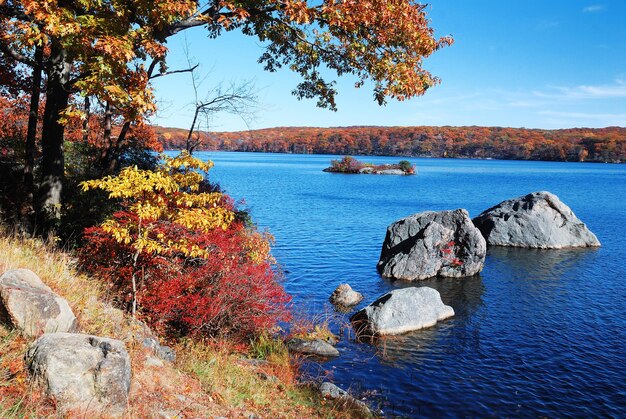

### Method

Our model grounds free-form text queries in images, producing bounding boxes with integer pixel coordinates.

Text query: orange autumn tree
[1,0,452,226]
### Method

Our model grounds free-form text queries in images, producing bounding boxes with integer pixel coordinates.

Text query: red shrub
[80,213,291,342]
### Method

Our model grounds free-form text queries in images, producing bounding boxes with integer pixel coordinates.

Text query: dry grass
[0,229,367,418]
[289,309,347,343]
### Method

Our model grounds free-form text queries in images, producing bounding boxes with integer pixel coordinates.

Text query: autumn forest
[157,125,625,163]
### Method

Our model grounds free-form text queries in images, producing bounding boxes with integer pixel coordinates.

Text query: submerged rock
[377,209,486,281]
[287,338,340,357]
[350,287,454,337]
[25,332,131,416]
[472,191,601,249]
[329,284,363,308]
[0,269,77,337]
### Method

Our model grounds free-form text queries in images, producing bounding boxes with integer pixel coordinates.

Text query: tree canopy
[2,0,452,110]
[0,0,451,229]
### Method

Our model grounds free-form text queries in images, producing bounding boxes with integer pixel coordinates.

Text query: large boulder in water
[0,269,77,337]
[26,333,131,416]
[377,209,486,281]
[472,191,601,249]
[350,287,454,336]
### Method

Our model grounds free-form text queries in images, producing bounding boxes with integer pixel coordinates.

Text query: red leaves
[440,240,463,267]
[80,212,291,343]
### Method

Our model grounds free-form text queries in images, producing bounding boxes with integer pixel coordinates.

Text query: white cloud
[533,80,626,100]
[582,5,605,13]
[540,110,626,119]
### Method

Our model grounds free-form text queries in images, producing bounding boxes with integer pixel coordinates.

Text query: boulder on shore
[0,269,77,337]
[329,284,363,308]
[25,332,131,416]
[287,338,340,357]
[351,287,454,337]
[377,209,486,281]
[319,382,373,417]
[472,191,601,249]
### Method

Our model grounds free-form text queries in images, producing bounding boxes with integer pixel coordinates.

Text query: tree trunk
[100,101,112,167]
[23,46,43,231]
[186,107,200,153]
[82,96,90,143]
[104,120,130,174]
[39,41,71,225]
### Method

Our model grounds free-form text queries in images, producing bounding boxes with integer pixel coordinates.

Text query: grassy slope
[0,231,358,418]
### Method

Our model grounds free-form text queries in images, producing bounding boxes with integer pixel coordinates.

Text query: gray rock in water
[377,209,486,281]
[287,338,340,357]
[351,287,454,336]
[26,333,131,416]
[0,269,77,337]
[472,191,601,249]
[329,284,363,308]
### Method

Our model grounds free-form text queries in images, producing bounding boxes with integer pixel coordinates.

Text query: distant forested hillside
[155,126,625,163]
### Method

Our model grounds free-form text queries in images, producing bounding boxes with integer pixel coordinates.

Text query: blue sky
[151,1,626,131]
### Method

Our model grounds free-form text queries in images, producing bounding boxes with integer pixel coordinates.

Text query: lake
[193,151,626,417]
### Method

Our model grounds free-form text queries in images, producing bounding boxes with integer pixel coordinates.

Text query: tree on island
[0,0,452,232]
[325,156,416,174]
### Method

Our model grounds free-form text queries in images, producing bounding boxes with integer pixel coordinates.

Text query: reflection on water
[487,246,601,280]
[367,276,485,366]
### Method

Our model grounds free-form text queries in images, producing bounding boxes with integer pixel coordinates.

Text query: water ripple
[196,152,626,417]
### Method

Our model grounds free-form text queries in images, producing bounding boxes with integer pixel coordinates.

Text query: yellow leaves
[173,207,235,233]
[102,221,132,245]
[243,230,275,264]
[82,166,179,199]
[165,151,213,172]
[83,152,235,257]
[58,104,86,126]
[104,84,127,99]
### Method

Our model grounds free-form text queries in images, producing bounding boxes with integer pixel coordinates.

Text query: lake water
[193,151,626,417]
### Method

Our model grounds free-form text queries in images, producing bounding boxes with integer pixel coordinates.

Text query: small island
[323,156,416,175]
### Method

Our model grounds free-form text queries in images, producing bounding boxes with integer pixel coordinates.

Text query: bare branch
[150,64,199,80]
[179,36,258,152]
[147,57,161,79]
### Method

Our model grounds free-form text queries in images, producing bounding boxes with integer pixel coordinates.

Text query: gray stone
[0,269,77,337]
[25,332,131,416]
[350,287,454,336]
[329,284,363,308]
[377,209,486,281]
[287,338,340,357]
[319,382,373,417]
[376,168,406,175]
[472,191,601,249]
[142,336,176,363]
[320,382,349,399]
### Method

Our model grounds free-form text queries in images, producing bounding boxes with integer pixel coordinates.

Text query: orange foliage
[155,125,626,163]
